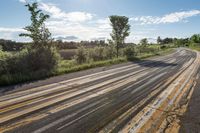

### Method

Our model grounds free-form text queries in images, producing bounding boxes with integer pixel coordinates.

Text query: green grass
[188,43,200,51]
[56,57,127,75]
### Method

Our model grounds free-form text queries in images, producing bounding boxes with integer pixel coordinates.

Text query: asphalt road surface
[0,48,197,133]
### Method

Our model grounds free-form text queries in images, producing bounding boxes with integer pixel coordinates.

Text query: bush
[75,46,118,64]
[123,46,137,59]
[106,45,116,59]
[0,50,12,75]
[26,47,60,72]
[0,47,60,85]
[88,47,106,61]
[74,46,87,64]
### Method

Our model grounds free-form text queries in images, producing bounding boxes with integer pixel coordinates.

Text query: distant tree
[157,36,162,44]
[140,38,148,46]
[109,15,130,58]
[19,2,52,48]
[190,34,200,43]
[162,37,173,44]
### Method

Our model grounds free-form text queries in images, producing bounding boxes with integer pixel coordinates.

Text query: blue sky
[0,0,200,43]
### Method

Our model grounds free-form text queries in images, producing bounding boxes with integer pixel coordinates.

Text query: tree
[109,15,130,58]
[162,37,173,44]
[19,2,60,72]
[190,34,200,43]
[140,38,148,46]
[19,2,52,48]
[157,36,162,44]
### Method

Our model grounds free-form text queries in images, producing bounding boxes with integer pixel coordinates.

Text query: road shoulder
[179,72,200,133]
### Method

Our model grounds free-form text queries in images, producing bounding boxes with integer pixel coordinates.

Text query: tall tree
[109,15,130,58]
[19,2,52,48]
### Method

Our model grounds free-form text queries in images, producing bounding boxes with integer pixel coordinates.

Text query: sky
[0,0,200,43]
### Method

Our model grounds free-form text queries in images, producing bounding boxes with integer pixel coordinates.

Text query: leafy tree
[19,2,52,48]
[162,37,173,44]
[140,38,148,46]
[190,34,200,43]
[109,15,130,58]
[19,2,60,72]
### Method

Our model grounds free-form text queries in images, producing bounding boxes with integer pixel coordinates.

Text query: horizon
[0,0,200,43]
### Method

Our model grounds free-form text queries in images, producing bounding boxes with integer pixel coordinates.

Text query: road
[0,48,199,133]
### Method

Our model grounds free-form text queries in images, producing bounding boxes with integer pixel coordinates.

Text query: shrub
[88,47,107,61]
[0,50,12,75]
[0,47,60,85]
[106,45,116,59]
[123,46,137,59]
[74,46,87,64]
[26,47,60,72]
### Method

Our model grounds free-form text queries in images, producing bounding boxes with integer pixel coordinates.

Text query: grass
[188,43,200,51]
[56,57,127,75]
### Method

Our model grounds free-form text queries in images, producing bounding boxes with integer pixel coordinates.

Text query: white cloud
[19,0,26,3]
[0,27,30,42]
[39,3,94,22]
[38,3,111,41]
[131,10,200,25]
[0,27,24,32]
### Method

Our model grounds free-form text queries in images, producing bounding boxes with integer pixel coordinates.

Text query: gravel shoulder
[179,70,200,133]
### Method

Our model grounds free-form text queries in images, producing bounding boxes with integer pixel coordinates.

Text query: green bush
[88,47,107,61]
[106,45,116,59]
[123,46,137,59]
[26,47,60,72]
[0,47,60,85]
[0,50,12,75]
[74,46,87,64]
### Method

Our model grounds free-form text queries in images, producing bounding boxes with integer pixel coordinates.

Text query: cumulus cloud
[131,10,200,25]
[39,3,94,22]
[37,3,111,41]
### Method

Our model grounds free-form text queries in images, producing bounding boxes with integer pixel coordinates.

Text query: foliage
[19,2,52,48]
[174,38,189,47]
[19,2,60,72]
[74,46,87,64]
[0,39,27,51]
[109,15,130,57]
[140,38,148,46]
[26,47,60,72]
[190,34,200,43]
[123,46,137,59]
[0,48,60,85]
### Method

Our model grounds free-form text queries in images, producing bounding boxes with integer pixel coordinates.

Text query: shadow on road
[129,59,177,68]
